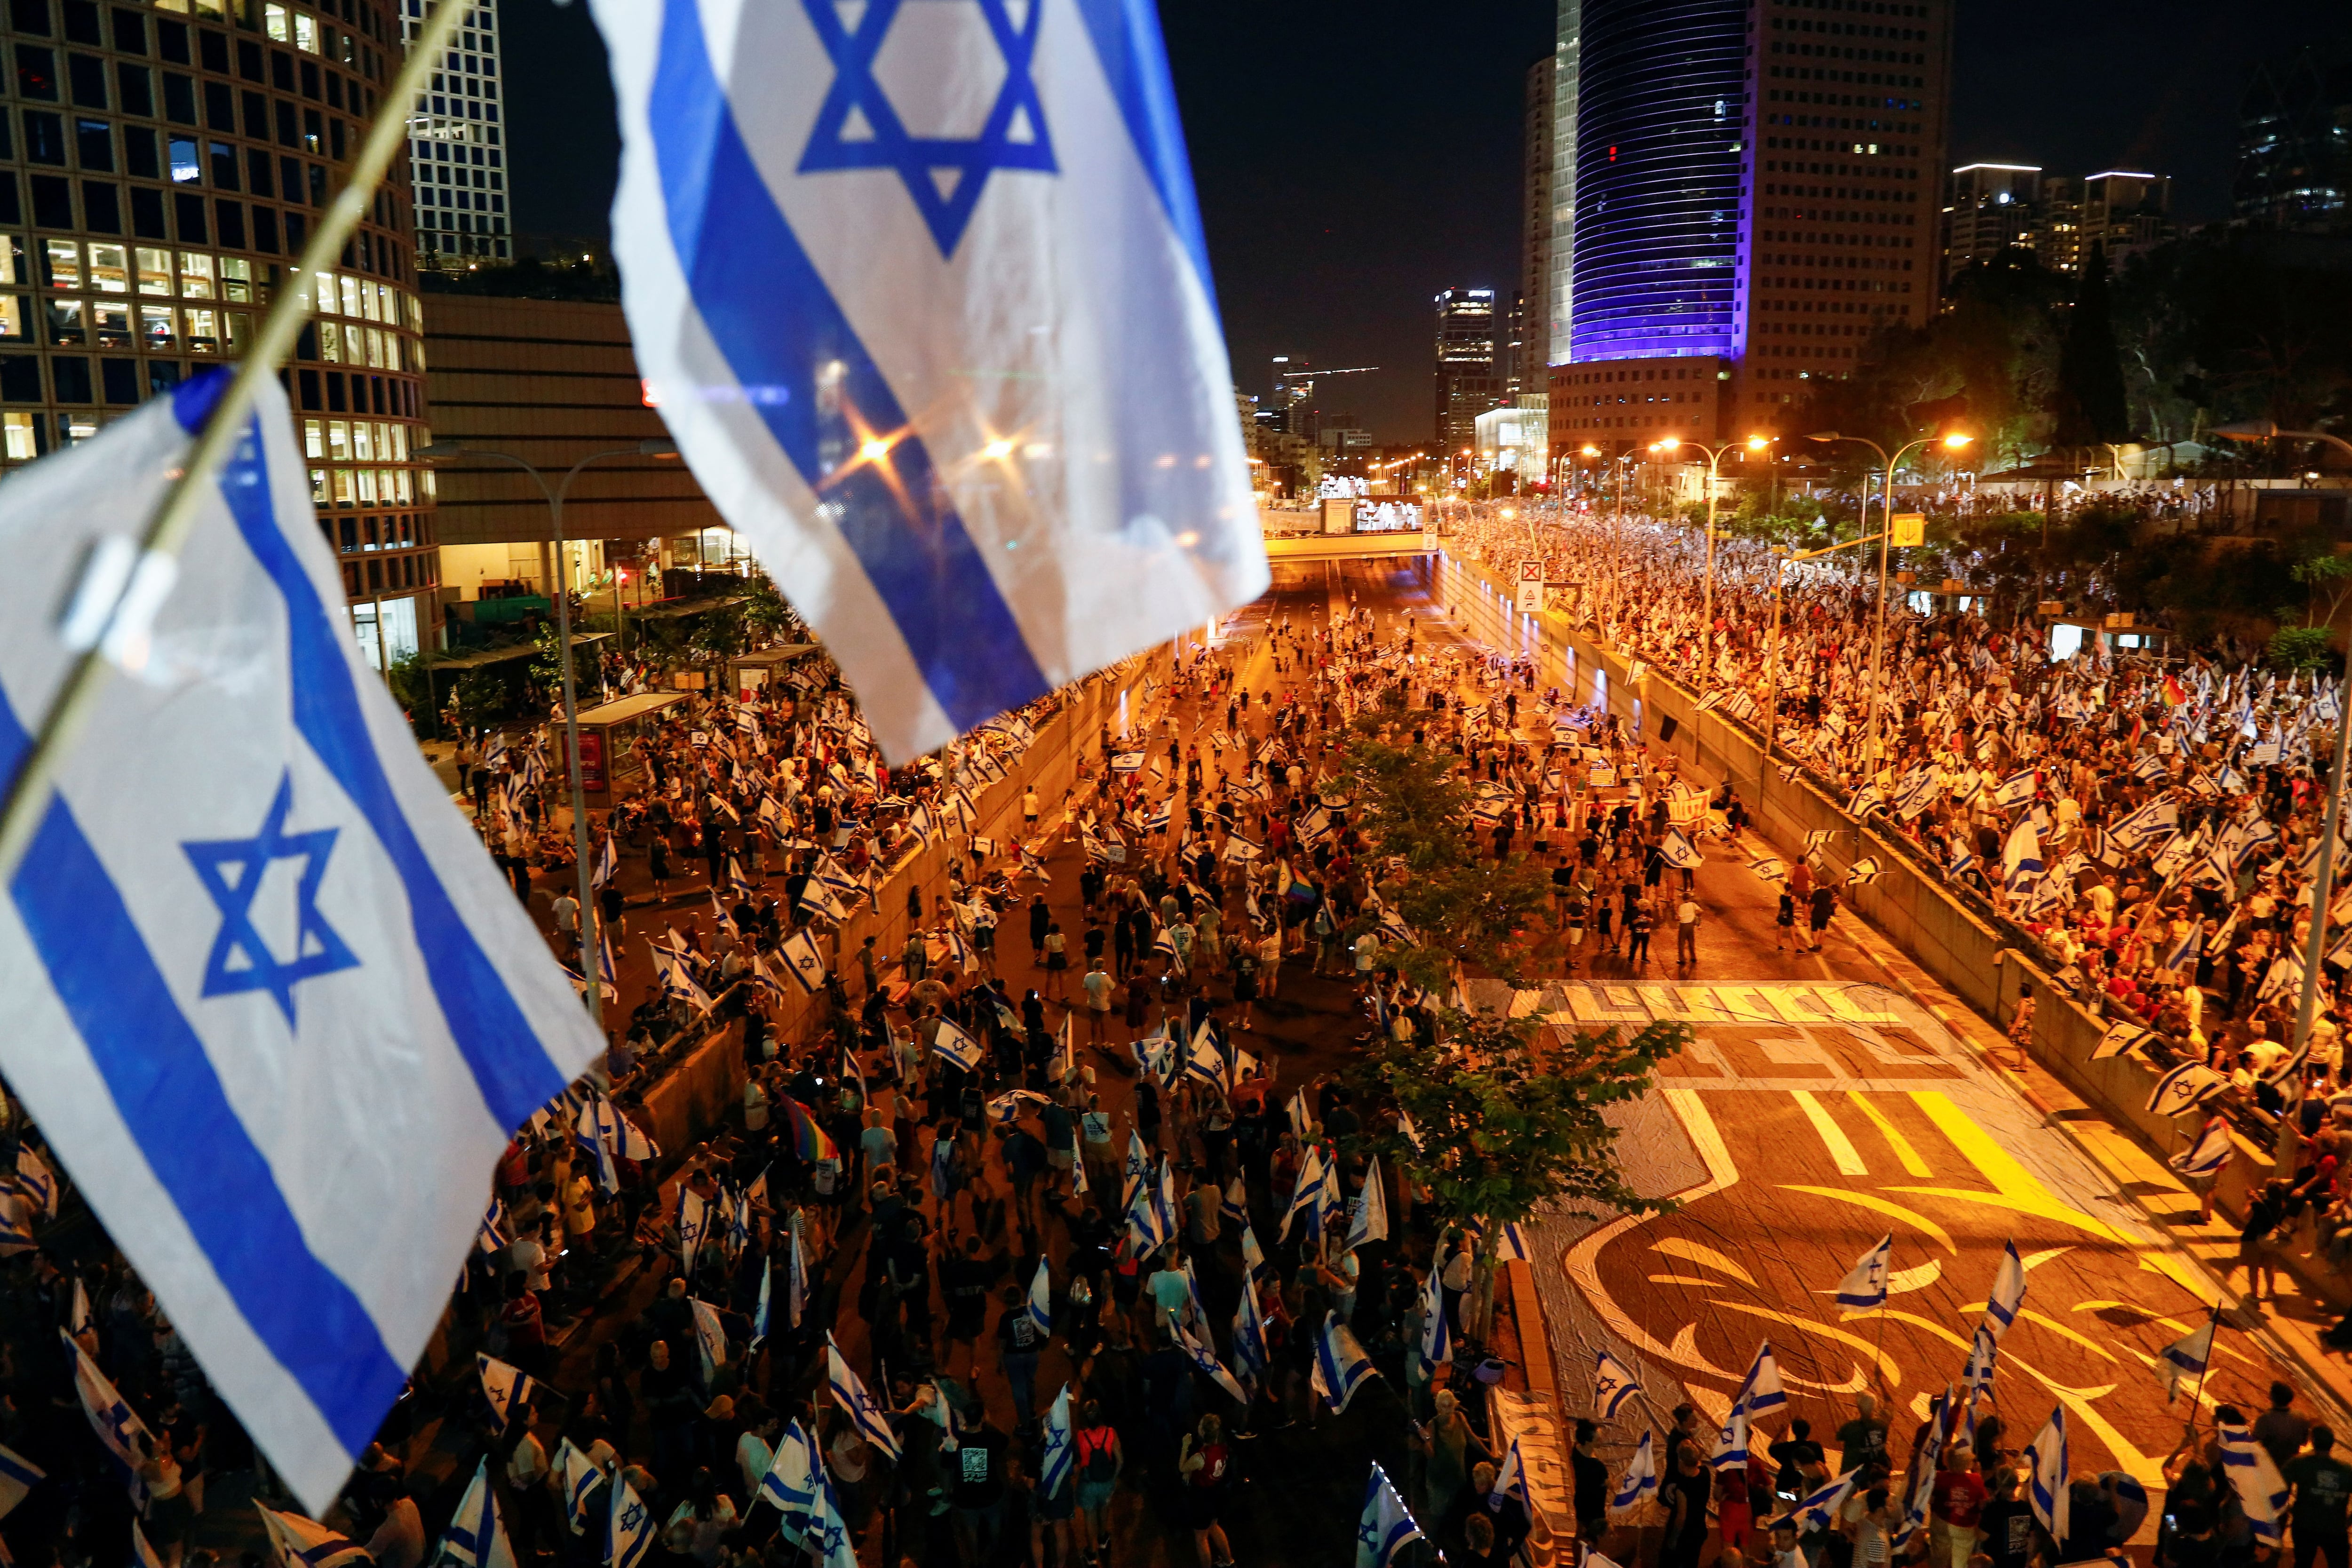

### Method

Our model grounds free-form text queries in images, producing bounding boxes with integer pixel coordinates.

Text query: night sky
[501,0,2349,442]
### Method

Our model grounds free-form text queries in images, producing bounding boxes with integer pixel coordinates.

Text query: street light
[1660,434,1776,640]
[1804,430,1971,773]
[419,436,680,1032]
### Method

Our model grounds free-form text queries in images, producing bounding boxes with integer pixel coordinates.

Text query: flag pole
[2185,1297,2224,1441]
[0,0,472,887]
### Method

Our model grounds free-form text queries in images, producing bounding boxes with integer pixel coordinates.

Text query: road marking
[1781,1186,1957,1253]
[1895,1091,2136,1244]
[1648,1274,1723,1289]
[1793,1090,1868,1174]
[1653,1236,1759,1286]
[1708,1299,1899,1386]
[1844,1090,1934,1176]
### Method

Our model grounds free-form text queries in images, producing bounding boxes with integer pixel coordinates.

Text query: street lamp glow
[859,438,893,462]
[1580,445,1600,457]
[1941,432,1973,449]
[983,438,1015,460]
[1745,435,1772,451]
[1654,437,1682,453]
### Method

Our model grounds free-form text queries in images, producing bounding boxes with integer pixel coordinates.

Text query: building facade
[1547,0,1579,366]
[421,291,722,620]
[1519,53,1553,397]
[1432,286,1500,453]
[1548,0,1952,456]
[2078,170,2173,270]
[2236,41,2352,233]
[1940,161,2039,285]
[0,0,437,668]
[397,0,507,263]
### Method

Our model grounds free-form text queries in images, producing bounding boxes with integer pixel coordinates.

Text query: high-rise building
[397,0,509,263]
[2079,170,2173,269]
[1941,162,2039,285]
[1547,0,1579,366]
[0,0,438,665]
[1547,0,1952,454]
[2236,41,2352,233]
[2032,173,2080,274]
[1433,287,1500,453]
[1520,53,1554,393]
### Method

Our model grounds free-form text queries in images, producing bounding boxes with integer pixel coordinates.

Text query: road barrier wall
[1432,550,2297,1266]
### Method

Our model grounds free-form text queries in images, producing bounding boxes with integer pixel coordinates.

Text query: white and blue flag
[1833,1234,1892,1311]
[2156,1315,2216,1403]
[1027,1255,1054,1339]
[1041,1383,1075,1499]
[442,1458,517,1568]
[259,1506,373,1568]
[1354,1464,1424,1568]
[758,1419,821,1537]
[2170,1118,2233,1181]
[0,373,604,1512]
[0,1442,43,1522]
[606,1469,658,1568]
[2024,1405,2069,1542]
[477,1353,535,1435]
[1311,1310,1378,1413]
[826,1336,905,1461]
[65,1331,151,1509]
[1612,1431,1658,1512]
[588,0,1266,763]
[1983,1240,2027,1341]
[1594,1348,1641,1419]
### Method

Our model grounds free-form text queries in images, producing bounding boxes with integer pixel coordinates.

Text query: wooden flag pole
[0,0,472,885]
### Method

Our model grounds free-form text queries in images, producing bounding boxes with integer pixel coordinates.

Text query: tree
[1341,1008,1691,1338]
[2293,551,2352,632]
[1336,725,1553,987]
[2050,243,2133,449]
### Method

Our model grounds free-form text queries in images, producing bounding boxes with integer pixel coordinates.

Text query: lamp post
[420,436,680,1031]
[1655,434,1776,647]
[1804,430,1972,777]
[2213,420,2352,1116]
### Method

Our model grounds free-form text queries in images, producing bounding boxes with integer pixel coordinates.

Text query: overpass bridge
[1261,530,1443,563]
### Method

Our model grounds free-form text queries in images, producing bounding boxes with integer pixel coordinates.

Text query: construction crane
[1277,365,1379,384]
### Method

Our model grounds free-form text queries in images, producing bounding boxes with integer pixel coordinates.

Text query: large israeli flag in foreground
[588,0,1267,762]
[0,373,603,1510]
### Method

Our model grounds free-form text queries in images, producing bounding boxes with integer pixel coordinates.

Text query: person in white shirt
[736,1412,780,1502]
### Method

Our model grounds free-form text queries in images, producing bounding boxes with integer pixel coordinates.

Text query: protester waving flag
[1833,1235,1893,1311]
[2147,1061,2226,1118]
[1233,1273,1271,1388]
[584,0,1264,762]
[932,1018,986,1073]
[0,374,603,1512]
[66,1331,152,1509]
[757,1420,821,1536]
[1176,1319,1251,1404]
[2170,1117,2233,1181]
[1027,1257,1054,1339]
[2217,1420,2291,1542]
[1658,828,1705,871]
[1280,1144,1328,1243]
[1983,1241,2027,1340]
[1346,1154,1390,1252]
[1355,1464,1424,1568]
[1780,1472,1857,1535]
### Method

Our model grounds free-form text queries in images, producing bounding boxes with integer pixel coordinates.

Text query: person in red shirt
[1929,1445,1988,1568]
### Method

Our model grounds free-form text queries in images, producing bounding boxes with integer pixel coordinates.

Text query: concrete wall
[1432,549,2294,1235]
[628,651,1171,1146]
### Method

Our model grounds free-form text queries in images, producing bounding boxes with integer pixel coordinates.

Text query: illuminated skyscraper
[1433,287,1500,452]
[397,0,509,263]
[1548,0,1952,452]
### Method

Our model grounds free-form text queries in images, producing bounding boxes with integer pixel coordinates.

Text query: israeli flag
[1730,1339,1787,1414]
[1354,1464,1424,1568]
[0,375,602,1512]
[826,1335,905,1461]
[1658,828,1705,871]
[2218,1420,2291,1542]
[477,1353,535,1435]
[1419,1264,1451,1367]
[2147,1060,2225,1118]
[606,1469,658,1568]
[66,1331,151,1509]
[1982,1240,2026,1340]
[259,1506,373,1568]
[1346,1154,1390,1252]
[1708,1401,1751,1474]
[1491,1434,1539,1520]
[1833,1234,1892,1311]
[1027,1255,1054,1338]
[932,1017,986,1072]
[2023,1405,2068,1541]
[553,1440,605,1534]
[1594,1348,1641,1418]
[1176,1318,1250,1404]
[2170,1118,2233,1181]
[1279,1143,1327,1243]
[1040,1383,1075,1499]
[691,1296,731,1383]
[2002,818,2044,889]
[588,0,1264,763]
[2155,1315,2215,1403]
[442,1458,517,1568]
[1311,1309,1378,1413]
[1780,1471,1856,1535]
[0,1442,44,1522]
[1233,1272,1271,1384]
[757,1419,821,1534]
[1611,1431,1658,1512]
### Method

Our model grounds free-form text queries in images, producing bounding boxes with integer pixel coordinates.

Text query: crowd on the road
[1454,506,2352,1303]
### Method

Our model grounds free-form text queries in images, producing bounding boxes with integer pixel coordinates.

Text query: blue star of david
[798,0,1057,255]
[183,772,360,1027]
[620,1503,646,1534]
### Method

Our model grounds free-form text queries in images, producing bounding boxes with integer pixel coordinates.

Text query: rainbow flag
[2161,674,2189,707]
[784,1097,838,1164]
